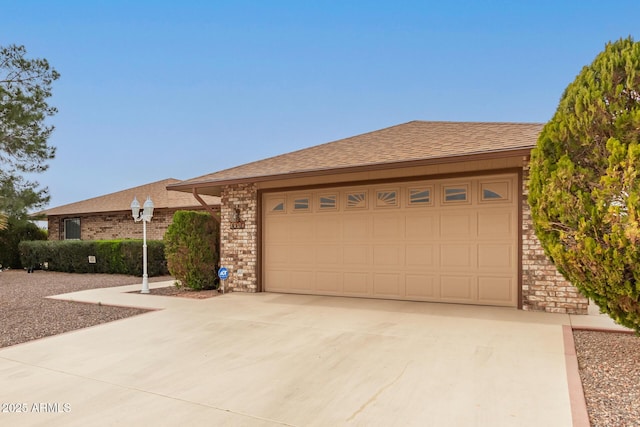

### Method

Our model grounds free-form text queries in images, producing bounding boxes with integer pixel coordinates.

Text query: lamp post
[131,196,154,294]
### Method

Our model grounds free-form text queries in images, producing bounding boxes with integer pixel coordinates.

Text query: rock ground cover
[573,330,640,427]
[0,270,169,348]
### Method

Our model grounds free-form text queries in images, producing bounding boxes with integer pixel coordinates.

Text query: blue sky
[2,1,639,208]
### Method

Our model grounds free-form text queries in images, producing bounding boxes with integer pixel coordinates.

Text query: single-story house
[40,178,220,241]
[168,121,589,314]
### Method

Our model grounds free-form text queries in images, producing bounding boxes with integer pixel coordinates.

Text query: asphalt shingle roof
[170,121,542,190]
[40,178,220,216]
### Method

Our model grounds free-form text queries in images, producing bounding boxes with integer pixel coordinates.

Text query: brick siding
[219,183,258,293]
[47,208,208,241]
[521,163,589,314]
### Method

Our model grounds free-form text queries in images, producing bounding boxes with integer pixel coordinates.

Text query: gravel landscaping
[573,330,640,427]
[0,269,171,348]
[1,269,639,426]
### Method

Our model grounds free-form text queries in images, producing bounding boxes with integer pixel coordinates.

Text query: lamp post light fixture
[131,196,154,293]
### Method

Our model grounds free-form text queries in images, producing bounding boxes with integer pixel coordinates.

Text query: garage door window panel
[442,184,470,204]
[375,189,399,208]
[407,186,433,207]
[480,181,511,203]
[266,197,286,214]
[293,196,311,212]
[346,191,368,209]
[318,194,338,211]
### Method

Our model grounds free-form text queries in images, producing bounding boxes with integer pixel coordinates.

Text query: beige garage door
[263,174,518,307]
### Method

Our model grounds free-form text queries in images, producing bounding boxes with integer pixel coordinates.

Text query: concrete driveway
[0,282,622,426]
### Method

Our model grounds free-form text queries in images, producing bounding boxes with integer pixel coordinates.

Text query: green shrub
[18,239,168,276]
[164,210,219,290]
[529,37,640,332]
[0,221,47,269]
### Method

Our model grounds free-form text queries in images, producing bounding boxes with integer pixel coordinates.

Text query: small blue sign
[218,267,229,280]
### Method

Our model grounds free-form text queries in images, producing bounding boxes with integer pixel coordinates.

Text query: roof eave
[39,205,221,218]
[168,146,534,195]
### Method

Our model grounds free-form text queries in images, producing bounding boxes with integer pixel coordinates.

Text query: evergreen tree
[529,37,640,332]
[1,44,59,216]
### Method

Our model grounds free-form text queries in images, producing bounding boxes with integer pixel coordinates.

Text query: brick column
[220,183,258,292]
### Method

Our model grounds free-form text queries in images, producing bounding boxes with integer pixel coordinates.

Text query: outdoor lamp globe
[143,196,154,221]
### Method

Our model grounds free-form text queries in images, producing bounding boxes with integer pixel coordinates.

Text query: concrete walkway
[0,282,629,426]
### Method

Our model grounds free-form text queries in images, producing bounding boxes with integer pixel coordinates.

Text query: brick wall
[47,218,61,240]
[47,208,207,241]
[220,183,258,292]
[521,163,589,314]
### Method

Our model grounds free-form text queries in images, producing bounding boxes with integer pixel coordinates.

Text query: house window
[319,194,337,210]
[443,184,469,203]
[376,189,398,208]
[64,218,81,240]
[408,187,432,206]
[346,191,367,209]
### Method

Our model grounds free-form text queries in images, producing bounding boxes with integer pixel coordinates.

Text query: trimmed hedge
[18,239,168,276]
